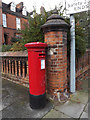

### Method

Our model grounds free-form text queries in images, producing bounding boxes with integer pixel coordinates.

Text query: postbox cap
[25,42,47,49]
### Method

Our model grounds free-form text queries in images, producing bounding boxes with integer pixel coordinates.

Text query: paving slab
[2,79,29,98]
[55,101,85,118]
[77,79,88,93]
[0,99,2,111]
[43,109,71,118]
[0,90,2,99]
[84,104,88,113]
[2,79,53,118]
[70,91,88,105]
[80,112,88,118]
[2,98,53,118]
[2,79,29,111]
[88,100,90,119]
[0,111,2,120]
[79,118,90,120]
[2,88,9,98]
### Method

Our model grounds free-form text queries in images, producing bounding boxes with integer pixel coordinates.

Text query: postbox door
[28,51,46,96]
[37,52,46,95]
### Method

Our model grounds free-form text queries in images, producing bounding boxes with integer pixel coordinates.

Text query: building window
[16,18,21,30]
[10,2,16,12]
[22,6,27,16]
[16,35,22,39]
[4,33,8,45]
[2,14,7,27]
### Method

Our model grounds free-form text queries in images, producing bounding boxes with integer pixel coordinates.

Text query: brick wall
[2,28,16,44]
[67,49,89,91]
[0,1,2,45]
[75,50,89,90]
[2,12,28,44]
[21,17,28,30]
[76,71,88,90]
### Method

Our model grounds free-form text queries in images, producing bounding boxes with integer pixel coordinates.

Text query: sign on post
[66,0,89,14]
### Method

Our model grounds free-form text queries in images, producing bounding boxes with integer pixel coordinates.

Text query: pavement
[0,78,89,119]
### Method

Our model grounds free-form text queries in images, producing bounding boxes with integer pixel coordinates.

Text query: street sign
[66,0,89,14]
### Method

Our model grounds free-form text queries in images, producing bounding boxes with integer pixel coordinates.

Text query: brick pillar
[41,11,69,95]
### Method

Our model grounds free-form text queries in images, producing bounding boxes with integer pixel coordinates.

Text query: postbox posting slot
[38,53,45,58]
[39,54,45,56]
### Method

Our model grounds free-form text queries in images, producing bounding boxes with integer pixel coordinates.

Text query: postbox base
[29,93,46,109]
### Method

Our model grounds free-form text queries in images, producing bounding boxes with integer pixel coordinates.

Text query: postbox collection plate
[41,59,45,70]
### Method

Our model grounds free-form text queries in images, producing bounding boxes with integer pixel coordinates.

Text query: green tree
[10,9,51,51]
[10,37,19,43]
[21,10,49,44]
[75,23,86,58]
[65,13,86,59]
[2,45,12,52]
[75,12,88,48]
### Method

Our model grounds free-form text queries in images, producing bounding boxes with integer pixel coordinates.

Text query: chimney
[40,6,45,15]
[16,2,23,9]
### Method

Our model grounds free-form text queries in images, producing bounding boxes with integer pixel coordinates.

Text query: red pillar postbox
[25,42,47,109]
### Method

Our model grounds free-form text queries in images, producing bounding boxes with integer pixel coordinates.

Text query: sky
[2,0,65,13]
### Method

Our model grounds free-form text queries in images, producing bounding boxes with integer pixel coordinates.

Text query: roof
[2,2,9,9]
[2,2,28,19]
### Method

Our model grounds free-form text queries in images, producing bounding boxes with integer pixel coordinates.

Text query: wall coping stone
[0,51,28,57]
[41,11,70,32]
[0,49,89,57]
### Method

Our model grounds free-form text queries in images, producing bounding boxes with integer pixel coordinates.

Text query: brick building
[2,1,29,45]
[0,0,2,47]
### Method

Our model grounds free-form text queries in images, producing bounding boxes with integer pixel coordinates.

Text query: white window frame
[10,2,16,12]
[22,6,27,16]
[2,14,7,27]
[16,18,21,30]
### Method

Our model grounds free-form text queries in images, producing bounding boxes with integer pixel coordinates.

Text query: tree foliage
[66,13,87,59]
[2,45,12,52]
[10,37,19,43]
[21,10,49,44]
[75,24,86,58]
[9,9,51,51]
